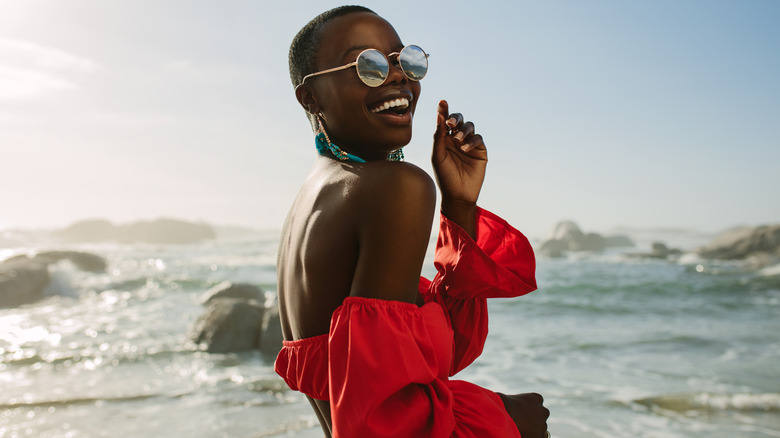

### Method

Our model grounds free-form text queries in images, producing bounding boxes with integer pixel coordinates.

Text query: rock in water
[192,282,284,354]
[539,220,633,256]
[34,251,107,272]
[538,239,567,258]
[550,221,585,242]
[201,281,265,305]
[260,305,283,357]
[604,235,634,248]
[192,298,265,353]
[0,256,51,308]
[699,225,780,260]
[546,221,606,251]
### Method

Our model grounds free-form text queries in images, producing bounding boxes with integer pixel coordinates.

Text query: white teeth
[370,97,410,113]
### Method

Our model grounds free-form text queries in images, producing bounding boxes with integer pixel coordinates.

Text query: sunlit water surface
[1,233,779,437]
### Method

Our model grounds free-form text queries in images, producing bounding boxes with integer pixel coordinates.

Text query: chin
[384,127,413,149]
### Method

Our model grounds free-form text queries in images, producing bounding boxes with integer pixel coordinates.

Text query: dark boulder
[0,250,107,307]
[192,298,265,353]
[192,282,283,355]
[0,256,50,308]
[650,242,682,259]
[201,281,265,305]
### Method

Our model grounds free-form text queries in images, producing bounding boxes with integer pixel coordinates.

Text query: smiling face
[300,12,421,160]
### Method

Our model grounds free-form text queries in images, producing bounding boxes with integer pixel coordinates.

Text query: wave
[634,392,780,412]
[1,344,200,368]
[0,393,161,409]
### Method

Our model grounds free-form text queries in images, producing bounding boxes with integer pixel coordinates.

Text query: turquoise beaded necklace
[314,132,405,163]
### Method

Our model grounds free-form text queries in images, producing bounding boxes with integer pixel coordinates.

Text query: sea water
[1,230,779,437]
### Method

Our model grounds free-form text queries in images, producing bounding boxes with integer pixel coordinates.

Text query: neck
[314,133,403,163]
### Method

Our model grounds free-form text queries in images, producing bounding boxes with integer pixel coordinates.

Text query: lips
[367,93,414,125]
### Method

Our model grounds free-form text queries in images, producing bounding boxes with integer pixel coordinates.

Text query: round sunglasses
[299,45,429,87]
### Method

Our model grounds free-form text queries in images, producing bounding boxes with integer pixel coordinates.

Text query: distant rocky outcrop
[191,282,282,357]
[698,224,780,260]
[57,219,118,242]
[55,218,215,244]
[539,221,634,257]
[0,251,107,307]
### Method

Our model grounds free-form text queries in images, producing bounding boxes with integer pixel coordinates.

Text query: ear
[295,83,321,115]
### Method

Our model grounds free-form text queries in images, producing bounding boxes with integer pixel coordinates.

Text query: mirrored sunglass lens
[399,45,428,81]
[356,49,389,87]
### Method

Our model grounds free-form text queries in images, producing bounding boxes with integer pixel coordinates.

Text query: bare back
[277,157,362,342]
[276,155,436,436]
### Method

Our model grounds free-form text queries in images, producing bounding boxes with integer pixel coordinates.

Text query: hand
[431,100,487,206]
[497,392,550,438]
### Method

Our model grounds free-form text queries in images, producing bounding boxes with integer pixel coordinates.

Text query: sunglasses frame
[298,45,429,88]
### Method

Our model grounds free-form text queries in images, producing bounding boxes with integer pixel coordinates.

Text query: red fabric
[274,208,537,436]
[276,334,330,401]
[425,207,537,375]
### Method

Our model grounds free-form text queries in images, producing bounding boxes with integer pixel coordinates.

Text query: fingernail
[460,143,470,152]
[454,132,464,142]
[446,118,457,128]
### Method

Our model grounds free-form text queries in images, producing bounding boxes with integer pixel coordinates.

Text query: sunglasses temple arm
[300,62,358,86]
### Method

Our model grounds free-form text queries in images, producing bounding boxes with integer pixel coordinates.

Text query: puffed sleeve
[328,297,520,438]
[422,207,537,375]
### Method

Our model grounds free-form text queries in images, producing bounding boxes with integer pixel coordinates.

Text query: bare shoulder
[352,160,436,206]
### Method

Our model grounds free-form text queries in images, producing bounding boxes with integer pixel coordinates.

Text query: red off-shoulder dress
[275,208,537,437]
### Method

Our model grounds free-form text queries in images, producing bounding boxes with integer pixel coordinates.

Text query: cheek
[328,96,369,129]
[319,92,372,142]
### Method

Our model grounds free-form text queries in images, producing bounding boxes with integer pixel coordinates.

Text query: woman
[275,6,550,437]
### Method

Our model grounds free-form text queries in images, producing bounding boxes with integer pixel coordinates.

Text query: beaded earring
[315,114,366,162]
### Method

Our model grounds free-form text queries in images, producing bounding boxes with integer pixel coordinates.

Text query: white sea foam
[758,262,780,277]
[636,392,780,412]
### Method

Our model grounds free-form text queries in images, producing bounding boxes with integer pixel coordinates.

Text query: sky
[1,0,778,240]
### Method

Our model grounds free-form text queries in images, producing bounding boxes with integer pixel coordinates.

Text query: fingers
[434,100,449,142]
[435,100,485,153]
[437,99,449,120]
[451,120,484,153]
[445,112,463,130]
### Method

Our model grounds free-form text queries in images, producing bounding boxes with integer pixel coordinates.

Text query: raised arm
[431,99,488,240]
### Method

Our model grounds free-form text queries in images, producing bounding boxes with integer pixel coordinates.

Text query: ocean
[1,228,779,437]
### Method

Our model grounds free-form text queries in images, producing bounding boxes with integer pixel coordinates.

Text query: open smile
[368,96,413,124]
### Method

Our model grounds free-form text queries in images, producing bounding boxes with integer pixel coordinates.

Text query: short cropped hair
[289,5,376,88]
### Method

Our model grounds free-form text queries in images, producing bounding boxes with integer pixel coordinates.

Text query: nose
[384,57,407,85]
